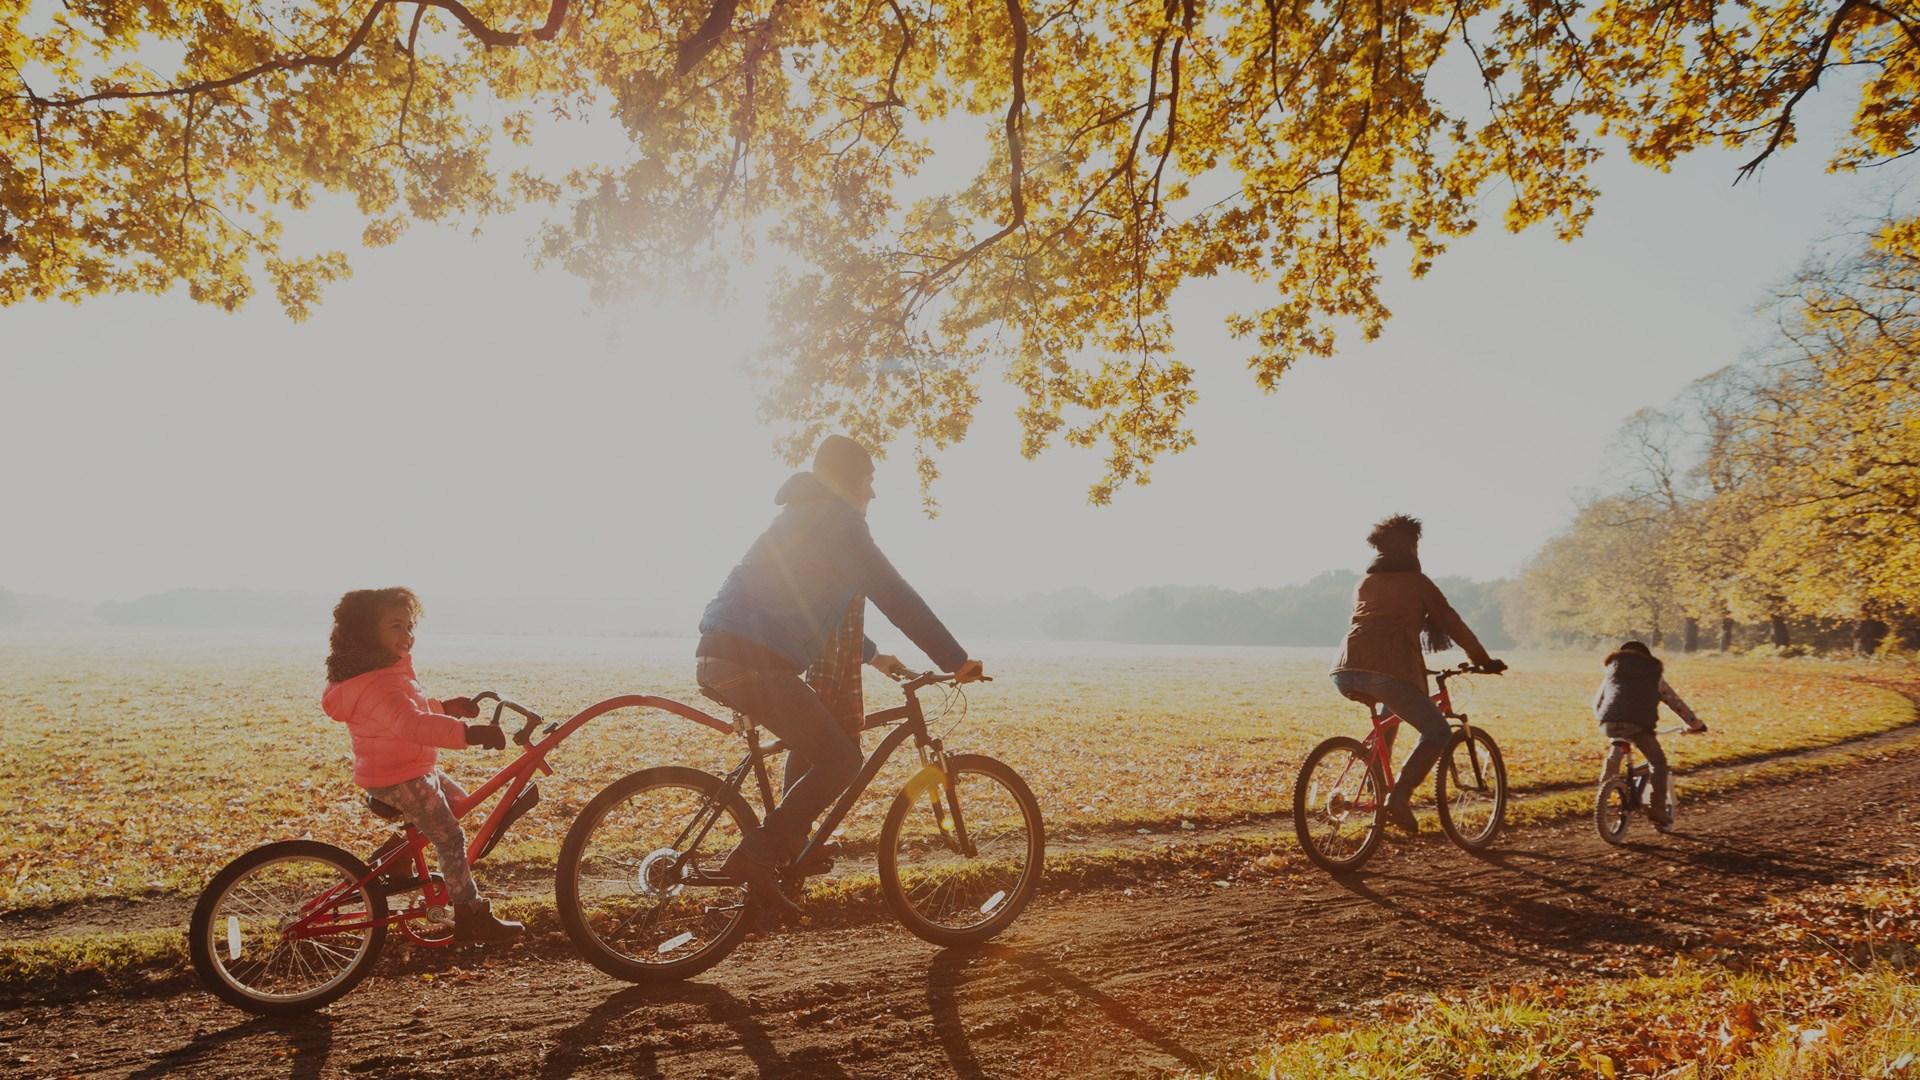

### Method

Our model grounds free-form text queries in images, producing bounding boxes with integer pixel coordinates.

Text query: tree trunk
[1720,616,1735,652]
[1770,614,1790,647]
[1683,617,1700,654]
[1855,618,1889,657]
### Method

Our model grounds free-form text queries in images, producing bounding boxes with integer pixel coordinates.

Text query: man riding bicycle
[1329,514,1506,835]
[695,435,986,912]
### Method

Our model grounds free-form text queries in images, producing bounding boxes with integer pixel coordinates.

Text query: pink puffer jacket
[322,657,467,789]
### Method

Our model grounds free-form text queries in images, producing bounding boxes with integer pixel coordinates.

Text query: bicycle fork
[913,740,976,858]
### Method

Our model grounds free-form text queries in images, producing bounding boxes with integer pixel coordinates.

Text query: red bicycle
[1292,663,1508,873]
[188,690,734,1015]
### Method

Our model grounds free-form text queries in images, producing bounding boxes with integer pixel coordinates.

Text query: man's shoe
[719,843,804,918]
[789,840,842,878]
[1646,805,1674,831]
[1385,800,1420,836]
[453,899,525,944]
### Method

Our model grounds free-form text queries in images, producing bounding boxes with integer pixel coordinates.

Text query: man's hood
[775,471,847,508]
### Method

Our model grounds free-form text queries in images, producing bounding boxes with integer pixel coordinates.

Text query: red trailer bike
[189,690,735,1015]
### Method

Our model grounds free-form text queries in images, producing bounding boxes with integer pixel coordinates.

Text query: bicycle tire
[878,753,1045,947]
[1293,736,1386,873]
[188,840,387,1016]
[1595,777,1633,845]
[1434,727,1507,852]
[556,766,761,983]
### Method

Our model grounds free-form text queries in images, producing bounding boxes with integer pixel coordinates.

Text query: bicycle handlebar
[468,691,547,747]
[898,670,993,692]
[1425,662,1505,683]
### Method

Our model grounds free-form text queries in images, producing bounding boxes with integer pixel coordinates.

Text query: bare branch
[1736,0,1860,182]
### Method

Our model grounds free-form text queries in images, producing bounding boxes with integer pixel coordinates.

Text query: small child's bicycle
[188,689,736,1015]
[1594,725,1705,845]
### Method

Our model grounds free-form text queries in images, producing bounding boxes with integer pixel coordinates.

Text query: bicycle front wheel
[1596,777,1633,845]
[556,766,759,982]
[1293,736,1386,873]
[878,753,1045,947]
[1435,727,1507,851]
[188,840,387,1016]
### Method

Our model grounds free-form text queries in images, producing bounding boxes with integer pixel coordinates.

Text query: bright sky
[0,78,1899,619]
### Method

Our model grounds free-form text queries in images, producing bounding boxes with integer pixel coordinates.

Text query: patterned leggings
[365,770,480,904]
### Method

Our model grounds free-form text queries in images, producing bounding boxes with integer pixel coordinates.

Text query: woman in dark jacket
[1330,514,1505,834]
[1594,640,1707,828]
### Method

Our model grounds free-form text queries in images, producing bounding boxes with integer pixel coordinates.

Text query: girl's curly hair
[1366,513,1424,553]
[326,587,422,684]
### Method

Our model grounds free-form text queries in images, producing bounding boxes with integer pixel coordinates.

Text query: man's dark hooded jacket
[698,472,967,674]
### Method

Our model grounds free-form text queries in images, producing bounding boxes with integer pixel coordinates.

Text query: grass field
[1,629,1912,913]
[1200,858,1920,1079]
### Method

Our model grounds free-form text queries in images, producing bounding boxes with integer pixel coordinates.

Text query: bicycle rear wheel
[1293,736,1385,873]
[188,840,387,1016]
[556,766,758,982]
[878,753,1045,947]
[1434,728,1507,851]
[1595,777,1633,845]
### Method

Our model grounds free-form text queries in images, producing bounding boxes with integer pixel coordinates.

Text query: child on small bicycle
[1593,640,1707,828]
[321,587,523,944]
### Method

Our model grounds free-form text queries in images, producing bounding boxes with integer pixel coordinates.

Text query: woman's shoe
[1385,800,1420,836]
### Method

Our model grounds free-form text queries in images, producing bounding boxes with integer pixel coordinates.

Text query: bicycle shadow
[540,981,852,1079]
[1326,869,1566,967]
[925,943,1207,1079]
[127,1012,334,1080]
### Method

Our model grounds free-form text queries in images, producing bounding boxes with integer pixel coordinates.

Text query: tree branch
[1736,0,1860,181]
[21,1,570,110]
[677,0,742,76]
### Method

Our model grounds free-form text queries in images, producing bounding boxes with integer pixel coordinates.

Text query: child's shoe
[453,899,525,944]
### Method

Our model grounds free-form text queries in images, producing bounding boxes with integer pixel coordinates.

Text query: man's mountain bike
[555,671,1045,982]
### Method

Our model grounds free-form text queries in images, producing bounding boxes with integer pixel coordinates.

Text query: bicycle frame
[675,674,972,890]
[285,691,735,946]
[1355,668,1485,788]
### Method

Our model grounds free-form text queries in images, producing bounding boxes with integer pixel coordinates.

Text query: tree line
[1506,209,1920,657]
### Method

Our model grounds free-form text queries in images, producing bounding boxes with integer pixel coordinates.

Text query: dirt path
[7,736,1920,1079]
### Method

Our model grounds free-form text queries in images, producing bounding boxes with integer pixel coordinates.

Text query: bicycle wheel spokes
[568,778,749,968]
[202,855,375,1006]
[1435,728,1508,852]
[1295,738,1382,870]
[888,766,1036,934]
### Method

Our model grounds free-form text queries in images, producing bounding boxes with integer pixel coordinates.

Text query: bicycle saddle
[365,794,405,821]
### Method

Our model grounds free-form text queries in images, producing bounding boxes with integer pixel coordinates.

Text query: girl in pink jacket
[321,588,521,944]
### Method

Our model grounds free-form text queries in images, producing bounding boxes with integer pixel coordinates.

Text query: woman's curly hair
[1366,513,1423,553]
[326,587,422,684]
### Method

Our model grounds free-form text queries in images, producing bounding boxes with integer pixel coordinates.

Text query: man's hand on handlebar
[870,653,914,680]
[952,659,988,684]
[1475,659,1508,675]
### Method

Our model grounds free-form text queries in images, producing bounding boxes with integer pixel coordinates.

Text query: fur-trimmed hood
[1604,649,1664,678]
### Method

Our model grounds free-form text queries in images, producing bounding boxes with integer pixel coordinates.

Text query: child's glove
[463,724,506,750]
[442,696,481,719]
